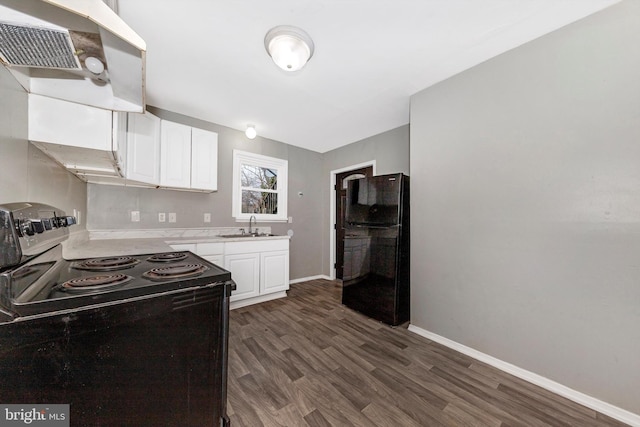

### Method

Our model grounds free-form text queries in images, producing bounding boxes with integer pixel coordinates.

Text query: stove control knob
[31,220,45,234]
[19,219,35,236]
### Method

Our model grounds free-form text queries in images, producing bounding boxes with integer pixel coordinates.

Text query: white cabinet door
[225,253,260,302]
[160,120,191,188]
[190,127,218,191]
[126,112,161,184]
[28,94,112,150]
[196,242,224,267]
[261,250,289,294]
[202,254,224,267]
[196,242,224,256]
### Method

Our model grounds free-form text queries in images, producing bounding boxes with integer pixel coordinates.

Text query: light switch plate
[204,213,211,223]
[169,213,177,223]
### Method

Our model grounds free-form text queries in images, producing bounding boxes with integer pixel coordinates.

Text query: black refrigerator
[342,173,409,326]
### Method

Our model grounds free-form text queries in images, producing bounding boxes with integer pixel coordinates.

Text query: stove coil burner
[142,264,209,282]
[72,256,141,271]
[61,274,133,293]
[147,252,188,263]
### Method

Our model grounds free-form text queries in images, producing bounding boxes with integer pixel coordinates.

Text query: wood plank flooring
[227,279,629,426]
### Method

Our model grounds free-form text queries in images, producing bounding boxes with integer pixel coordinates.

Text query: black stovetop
[4,246,231,317]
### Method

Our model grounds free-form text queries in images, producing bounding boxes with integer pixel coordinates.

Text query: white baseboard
[407,325,640,427]
[289,275,332,284]
[230,291,287,310]
[230,276,334,310]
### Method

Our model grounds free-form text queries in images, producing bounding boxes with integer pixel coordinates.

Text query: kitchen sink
[219,233,277,238]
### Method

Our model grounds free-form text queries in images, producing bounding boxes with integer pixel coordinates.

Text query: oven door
[0,282,230,426]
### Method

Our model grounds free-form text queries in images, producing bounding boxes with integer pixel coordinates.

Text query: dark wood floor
[227,279,628,426]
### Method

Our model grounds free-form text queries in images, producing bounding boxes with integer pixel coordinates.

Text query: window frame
[232,149,288,222]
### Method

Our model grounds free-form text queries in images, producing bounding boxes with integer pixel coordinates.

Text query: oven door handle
[226,280,237,294]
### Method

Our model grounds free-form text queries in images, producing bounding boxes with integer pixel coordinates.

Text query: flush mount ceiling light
[264,25,314,72]
[245,125,257,139]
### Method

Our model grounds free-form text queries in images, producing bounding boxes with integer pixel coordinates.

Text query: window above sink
[232,150,288,222]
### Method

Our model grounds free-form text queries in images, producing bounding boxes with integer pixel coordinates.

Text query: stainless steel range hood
[0,0,146,112]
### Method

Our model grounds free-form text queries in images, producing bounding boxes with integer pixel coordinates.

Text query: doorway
[334,165,373,280]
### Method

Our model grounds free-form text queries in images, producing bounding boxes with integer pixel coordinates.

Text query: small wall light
[245,125,257,140]
[84,56,105,75]
[264,25,314,72]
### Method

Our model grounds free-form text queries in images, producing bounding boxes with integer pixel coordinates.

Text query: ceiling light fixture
[245,125,257,140]
[264,25,314,72]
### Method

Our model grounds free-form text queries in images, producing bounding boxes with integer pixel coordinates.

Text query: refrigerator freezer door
[345,174,403,226]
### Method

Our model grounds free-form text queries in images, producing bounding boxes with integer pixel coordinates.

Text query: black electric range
[7,245,232,317]
[0,203,232,427]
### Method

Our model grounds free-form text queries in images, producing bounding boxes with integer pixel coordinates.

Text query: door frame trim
[328,160,376,280]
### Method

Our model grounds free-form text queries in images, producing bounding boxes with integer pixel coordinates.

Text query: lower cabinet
[169,242,224,267]
[169,243,196,253]
[170,239,289,308]
[196,242,224,267]
[261,250,289,294]
[224,239,289,307]
[224,252,260,301]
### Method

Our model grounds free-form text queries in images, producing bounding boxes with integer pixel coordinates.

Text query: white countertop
[62,228,289,259]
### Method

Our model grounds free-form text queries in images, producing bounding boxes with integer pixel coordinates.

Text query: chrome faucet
[248,215,257,235]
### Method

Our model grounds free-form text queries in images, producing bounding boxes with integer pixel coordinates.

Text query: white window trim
[232,149,288,222]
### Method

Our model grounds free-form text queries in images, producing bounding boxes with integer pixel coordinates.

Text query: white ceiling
[117,0,619,154]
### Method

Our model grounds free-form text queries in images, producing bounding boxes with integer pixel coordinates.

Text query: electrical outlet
[204,213,211,223]
[169,213,177,223]
[288,216,293,223]
[158,213,166,223]
[131,211,140,222]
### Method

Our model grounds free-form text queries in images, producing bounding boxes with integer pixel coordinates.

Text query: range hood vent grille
[0,22,80,69]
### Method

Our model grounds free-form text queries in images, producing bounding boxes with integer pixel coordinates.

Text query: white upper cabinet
[159,120,218,192]
[160,120,192,188]
[191,127,218,191]
[26,94,217,191]
[28,94,113,151]
[126,111,161,185]
[27,94,125,181]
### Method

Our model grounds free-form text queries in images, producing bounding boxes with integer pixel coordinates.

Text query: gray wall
[322,125,410,177]
[321,125,410,276]
[0,66,87,225]
[410,0,639,414]
[87,107,324,281]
